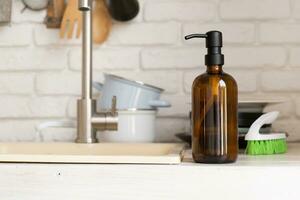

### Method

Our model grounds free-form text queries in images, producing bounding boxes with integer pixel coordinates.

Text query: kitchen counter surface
[184,142,300,166]
[1,143,300,200]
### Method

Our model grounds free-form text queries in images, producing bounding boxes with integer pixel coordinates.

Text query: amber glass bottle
[185,31,238,163]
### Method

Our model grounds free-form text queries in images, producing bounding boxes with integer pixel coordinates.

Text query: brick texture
[36,72,81,95]
[0,120,38,142]
[226,47,286,68]
[183,23,255,44]
[0,96,68,118]
[0,0,299,142]
[220,0,290,20]
[141,47,205,69]
[260,23,300,43]
[0,48,68,71]
[294,1,300,19]
[261,70,300,91]
[107,22,180,45]
[41,127,76,142]
[0,25,31,46]
[290,48,300,67]
[155,118,190,142]
[157,94,191,117]
[296,98,300,117]
[0,73,34,94]
[145,0,216,22]
[69,48,140,70]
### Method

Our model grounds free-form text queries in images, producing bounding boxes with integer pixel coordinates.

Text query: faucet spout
[79,0,92,11]
[76,0,118,143]
[80,0,92,100]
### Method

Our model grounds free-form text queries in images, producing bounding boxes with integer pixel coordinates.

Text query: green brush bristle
[245,139,287,155]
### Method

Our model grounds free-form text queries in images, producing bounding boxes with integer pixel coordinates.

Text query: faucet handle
[111,96,117,115]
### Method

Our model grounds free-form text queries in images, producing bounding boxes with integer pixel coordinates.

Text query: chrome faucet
[76,0,118,143]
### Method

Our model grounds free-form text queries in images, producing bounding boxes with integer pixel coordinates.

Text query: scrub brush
[245,111,287,155]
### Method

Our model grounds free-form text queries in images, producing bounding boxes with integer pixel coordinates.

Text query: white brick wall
[183,23,255,44]
[0,73,34,94]
[0,96,68,118]
[0,48,68,71]
[225,47,287,68]
[220,0,290,20]
[69,47,140,70]
[261,70,300,92]
[295,1,300,19]
[36,72,81,95]
[0,120,38,142]
[107,22,181,45]
[141,47,205,69]
[144,0,216,22]
[0,25,31,46]
[290,48,300,67]
[0,0,299,142]
[260,23,300,44]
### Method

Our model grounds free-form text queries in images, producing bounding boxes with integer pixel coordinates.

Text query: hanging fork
[60,0,82,39]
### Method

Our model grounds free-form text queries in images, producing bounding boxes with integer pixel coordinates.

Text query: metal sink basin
[0,143,185,164]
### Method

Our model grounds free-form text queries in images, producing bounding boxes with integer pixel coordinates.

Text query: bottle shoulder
[193,71,238,88]
[221,72,238,86]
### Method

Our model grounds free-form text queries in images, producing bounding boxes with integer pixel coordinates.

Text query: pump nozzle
[184,34,207,40]
[184,31,224,66]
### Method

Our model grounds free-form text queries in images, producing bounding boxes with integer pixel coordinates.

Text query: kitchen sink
[0,143,185,164]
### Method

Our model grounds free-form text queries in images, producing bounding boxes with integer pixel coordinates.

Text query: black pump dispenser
[186,30,238,164]
[185,31,224,66]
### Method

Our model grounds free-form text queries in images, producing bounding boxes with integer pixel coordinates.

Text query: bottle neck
[206,65,223,74]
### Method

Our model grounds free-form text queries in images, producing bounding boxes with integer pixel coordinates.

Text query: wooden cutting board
[0,143,185,164]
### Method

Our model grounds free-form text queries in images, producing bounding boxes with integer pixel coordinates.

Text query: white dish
[93,74,171,110]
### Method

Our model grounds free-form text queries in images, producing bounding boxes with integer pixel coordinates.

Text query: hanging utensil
[45,0,65,28]
[60,0,82,39]
[93,0,112,44]
[0,0,12,23]
[22,0,49,11]
[105,0,139,22]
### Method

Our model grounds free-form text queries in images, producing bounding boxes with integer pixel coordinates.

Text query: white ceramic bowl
[23,0,49,10]
[93,74,171,110]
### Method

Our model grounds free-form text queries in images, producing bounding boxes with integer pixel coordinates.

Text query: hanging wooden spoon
[93,0,112,44]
